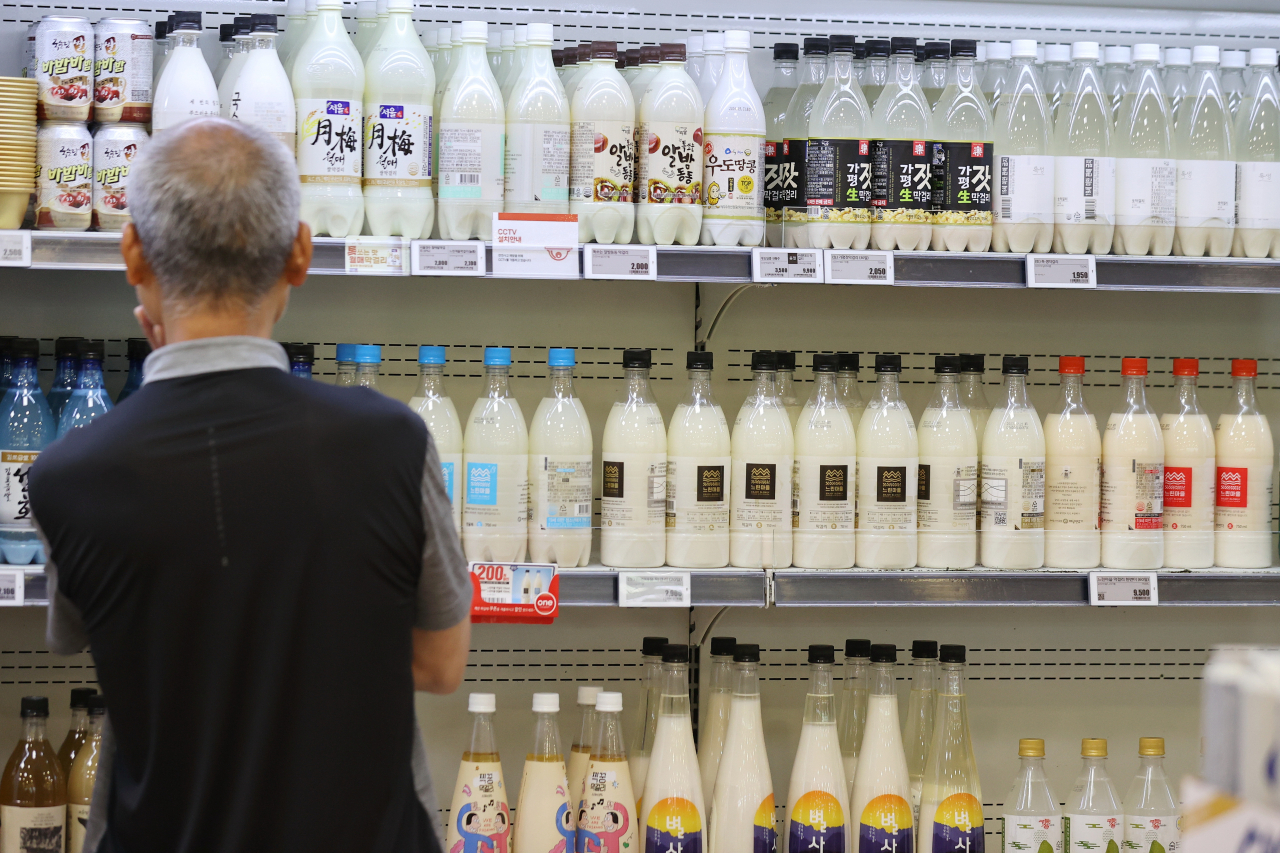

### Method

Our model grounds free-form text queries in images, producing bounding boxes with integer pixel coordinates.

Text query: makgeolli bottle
[917,355,979,569]
[1002,739,1062,853]
[1215,358,1275,569]
[861,40,892,113]
[226,15,295,152]
[806,34,873,251]
[217,17,252,117]
[438,21,505,240]
[856,354,918,569]
[707,643,776,853]
[1103,45,1131,120]
[1123,738,1181,853]
[410,346,463,533]
[1043,43,1072,119]
[602,349,667,568]
[568,685,602,807]
[837,354,868,428]
[528,348,592,568]
[579,692,641,853]
[981,41,1011,105]
[351,0,378,59]
[637,43,704,245]
[1174,45,1235,257]
[666,351,730,568]
[958,355,992,451]
[463,347,529,563]
[698,32,725,104]
[918,645,984,853]
[630,637,667,799]
[1101,358,1165,569]
[447,694,511,853]
[837,639,871,799]
[785,645,848,853]
[1063,739,1123,853]
[730,350,794,568]
[991,39,1054,253]
[513,694,575,853]
[628,45,661,106]
[777,38,829,247]
[701,30,766,247]
[776,352,801,427]
[869,37,934,251]
[903,640,939,826]
[276,0,309,71]
[929,38,994,252]
[428,26,454,215]
[981,356,1046,569]
[1114,43,1175,257]
[1161,358,1216,569]
[504,23,570,215]
[1043,356,1101,569]
[764,42,799,247]
[850,644,914,853]
[153,12,219,133]
[640,645,705,853]
[698,636,736,803]
[571,41,636,243]
[792,353,856,569]
[1053,41,1116,255]
[686,36,708,100]
[1231,48,1280,259]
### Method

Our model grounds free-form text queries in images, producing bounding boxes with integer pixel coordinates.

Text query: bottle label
[362,103,431,187]
[1044,456,1101,531]
[463,454,529,528]
[1100,458,1164,531]
[601,454,667,528]
[570,120,635,202]
[789,790,846,853]
[1002,814,1062,853]
[858,457,919,530]
[932,793,984,853]
[231,80,295,138]
[0,805,66,853]
[805,138,874,224]
[917,456,978,530]
[871,138,934,222]
[764,140,787,223]
[666,456,730,530]
[703,133,764,220]
[980,456,1046,531]
[857,793,912,853]
[504,122,569,202]
[996,154,1055,224]
[1236,161,1280,230]
[1215,462,1274,532]
[1162,460,1214,531]
[1054,155,1116,225]
[440,452,461,512]
[439,123,505,200]
[1064,814,1122,853]
[1122,815,1180,852]
[931,140,994,225]
[638,121,703,204]
[296,98,363,185]
[780,138,808,223]
[93,26,153,122]
[751,795,778,853]
[36,127,93,227]
[447,761,511,853]
[732,457,792,529]
[0,450,39,526]
[644,796,703,853]
[793,455,855,531]
[1115,158,1175,225]
[1175,160,1236,227]
[579,766,639,853]
[92,129,144,229]
[533,454,592,529]
[69,802,91,853]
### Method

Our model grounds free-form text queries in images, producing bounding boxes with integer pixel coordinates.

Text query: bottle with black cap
[1001,737,1062,853]
[1044,356,1101,570]
[785,645,848,853]
[856,354,918,569]
[903,640,940,826]
[793,353,856,569]
[630,636,669,795]
[0,339,54,564]
[806,33,873,253]
[282,342,314,380]
[635,42,704,246]
[569,40,637,245]
[229,13,297,153]
[922,41,951,107]
[47,337,83,417]
[116,338,152,403]
[850,644,912,850]
[153,11,219,133]
[667,351,730,568]
[214,23,237,83]
[58,340,115,438]
[730,351,793,569]
[0,696,66,842]
[528,348,592,567]
[216,16,253,115]
[709,643,775,853]
[929,38,995,253]
[776,38,830,249]
[869,36,934,252]
[698,636,736,799]
[956,354,991,449]
[918,645,983,853]
[68,693,106,853]
[581,690,640,851]
[853,42,869,86]
[773,351,801,425]
[446,693,510,853]
[640,644,705,841]
[980,356,1046,569]
[764,42,800,127]
[918,355,978,569]
[765,42,801,246]
[601,349,667,568]
[835,353,866,427]
[56,687,98,775]
[1063,738,1122,853]
[837,639,871,798]
[862,40,891,105]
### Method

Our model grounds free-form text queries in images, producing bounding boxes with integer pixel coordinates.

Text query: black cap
[939,644,966,663]
[86,694,106,714]
[854,43,867,59]
[891,37,917,55]
[552,49,564,67]
[803,37,829,56]
[662,643,690,663]
[623,348,652,369]
[172,11,202,31]
[20,696,48,718]
[127,338,152,360]
[733,643,761,663]
[562,47,577,64]
[284,343,314,364]
[625,48,640,67]
[959,354,985,373]
[837,353,860,372]
[912,640,938,659]
[866,39,891,58]
[773,42,799,61]
[875,353,901,373]
[830,35,856,53]
[807,644,836,664]
[845,639,871,658]
[55,337,84,359]
[926,41,950,60]
[710,636,737,656]
[1002,356,1030,375]
[934,355,961,374]
[642,636,669,656]
[914,44,925,62]
[615,56,625,69]
[660,43,685,63]
[12,338,39,359]
[69,687,97,709]
[232,15,252,35]
[751,350,779,371]
[592,40,618,60]
[219,23,234,41]
[155,20,168,39]
[950,39,977,58]
[870,643,898,663]
[812,353,838,373]
[78,340,106,360]
[251,13,278,32]
[640,45,662,64]
[686,351,713,370]
[775,351,796,371]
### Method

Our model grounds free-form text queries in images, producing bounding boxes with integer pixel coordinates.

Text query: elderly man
[30,119,469,853]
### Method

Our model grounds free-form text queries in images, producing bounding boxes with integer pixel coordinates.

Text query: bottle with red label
[1215,358,1275,568]
[1100,358,1164,569]
[1160,358,1216,569]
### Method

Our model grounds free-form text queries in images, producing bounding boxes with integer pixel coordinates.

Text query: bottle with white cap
[1161,358,1216,569]
[504,22,570,215]
[929,38,994,253]
[428,27,455,236]
[488,30,506,84]
[698,32,726,104]
[1042,43,1072,119]
[1103,45,1131,119]
[578,692,640,853]
[980,356,1046,570]
[777,38,829,248]
[282,0,319,72]
[601,349,667,568]
[463,347,529,563]
[1174,45,1235,257]
[1232,48,1280,259]
[856,354,918,569]
[991,39,1054,253]
[1063,739,1123,853]
[730,351,794,569]
[806,35,873,251]
[1100,358,1164,570]
[916,356,978,570]
[362,0,435,239]
[506,29,530,99]
[1122,737,1181,853]
[639,644,706,853]
[1163,47,1192,120]
[514,693,574,853]
[1114,43,1176,257]
[226,15,296,152]
[438,21,506,240]
[701,30,766,247]
[422,29,438,67]
[528,348,592,568]
[1221,49,1249,116]
[568,685,602,806]
[637,43,704,245]
[1052,41,1116,255]
[980,41,1012,104]
[352,0,379,58]
[1215,358,1275,569]
[277,0,309,70]
[1043,356,1101,569]
[410,346,463,534]
[686,35,706,93]
[792,353,856,569]
[869,37,934,252]
[153,12,220,133]
[1001,739,1062,853]
[217,17,253,117]
[447,693,511,853]
[571,40,637,244]
[666,351,730,568]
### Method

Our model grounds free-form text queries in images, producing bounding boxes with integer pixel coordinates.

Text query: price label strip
[0,570,25,607]
[617,571,692,607]
[1026,253,1097,289]
[344,237,410,276]
[825,250,894,285]
[751,248,824,283]
[1088,571,1158,606]
[468,561,560,623]
[411,240,486,276]
[583,244,657,280]
[0,231,31,268]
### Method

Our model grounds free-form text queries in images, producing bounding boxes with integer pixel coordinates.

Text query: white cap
[688,34,703,54]
[422,29,437,47]
[704,32,725,53]
[489,32,502,49]
[515,24,528,44]
[1011,39,1037,59]
[458,20,487,42]
[1070,41,1099,61]
[438,27,452,45]
[1045,43,1070,63]
[357,1,376,19]
[1221,49,1247,68]
[1250,47,1278,67]
[469,692,497,713]
[595,691,623,712]
[532,693,560,713]
[1104,45,1131,65]
[1165,47,1191,66]
[577,685,602,705]
[527,22,552,44]
[1132,43,1160,63]
[724,30,751,51]
[987,42,1012,60]
[500,29,513,47]
[305,0,319,13]
[386,0,409,12]
[1192,44,1220,64]
[376,0,388,14]
[286,0,305,16]
[976,43,987,62]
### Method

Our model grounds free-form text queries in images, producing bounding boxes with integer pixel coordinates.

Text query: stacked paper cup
[0,78,38,228]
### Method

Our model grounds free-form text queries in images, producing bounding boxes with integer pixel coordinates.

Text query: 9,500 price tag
[1089,572,1158,606]
[411,240,486,276]
[751,248,824,283]
[1026,253,1097,288]
[583,244,657,280]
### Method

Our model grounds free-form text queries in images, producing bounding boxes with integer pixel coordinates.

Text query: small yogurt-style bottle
[438,21,505,240]
[980,356,1046,570]
[601,349,667,568]
[1043,356,1101,569]
[666,351,730,568]
[701,30,766,247]
[1100,358,1164,569]
[409,346,463,534]
[792,353,856,569]
[463,347,529,564]
[1215,358,1275,569]
[730,350,794,569]
[637,43,704,246]
[504,22,570,216]
[570,41,637,244]
[1161,358,1216,569]
[528,348,593,568]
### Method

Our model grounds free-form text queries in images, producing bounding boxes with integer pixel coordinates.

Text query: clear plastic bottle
[334,343,356,387]
[981,42,1012,105]
[152,19,170,86]
[528,348,592,568]
[351,0,379,59]
[227,15,296,152]
[698,32,725,105]
[1002,738,1062,853]
[777,38,829,248]
[929,38,994,253]
[862,40,891,107]
[409,346,462,534]
[438,21,505,240]
[353,345,381,390]
[763,42,799,131]
[1163,48,1192,120]
[849,644,914,853]
[1064,739,1123,853]
[1122,738,1180,853]
[1101,358,1165,570]
[775,351,800,426]
[1221,50,1249,117]
[601,349,667,568]
[1042,43,1072,120]
[58,340,113,437]
[1103,45,1132,120]
[637,43,704,245]
[580,692,640,853]
[116,338,149,403]
[447,694,511,853]
[903,640,939,827]
[992,39,1055,253]
[463,347,529,564]
[46,337,81,420]
[666,351,730,568]
[685,36,705,94]
[1114,43,1176,257]
[1215,359,1275,569]
[785,645,848,853]
[836,354,867,428]
[514,694,575,853]
[701,30,766,247]
[698,636,735,803]
[629,637,667,798]
[980,356,1046,569]
[708,643,776,853]
[568,685,601,807]
[504,22,570,216]
[921,41,950,108]
[629,45,661,106]
[216,17,249,96]
[276,0,309,72]
[570,41,636,244]
[856,354,918,569]
[1161,359,1216,569]
[640,644,706,853]
[854,43,869,88]
[1053,42,1116,255]
[917,356,978,570]
[422,29,438,68]
[67,694,104,853]
[1231,48,1280,259]
[837,639,870,799]
[869,37,933,251]
[765,44,794,246]
[1044,357,1101,570]
[153,11,219,133]
[0,696,66,848]
[730,351,793,569]
[792,353,856,569]
[959,355,992,451]
[428,27,454,212]
[918,645,983,853]
[286,344,314,379]
[1174,45,1235,257]
[806,34,873,251]
[492,30,511,90]
[55,688,96,777]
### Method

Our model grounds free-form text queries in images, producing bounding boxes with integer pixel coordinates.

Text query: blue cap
[419,345,446,365]
[548,348,575,367]
[484,347,511,367]
[353,344,382,364]
[335,343,356,363]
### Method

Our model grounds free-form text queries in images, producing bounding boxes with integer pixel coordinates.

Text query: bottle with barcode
[730,351,793,569]
[1161,359,1215,569]
[667,351,730,568]
[447,694,511,853]
[856,354,918,569]
[929,38,994,253]
[1100,358,1164,570]
[776,37,829,248]
[463,347,529,563]
[1231,48,1280,259]
[529,348,592,568]
[868,36,934,251]
[1173,45,1235,257]
[917,356,978,569]
[570,40,636,244]
[763,42,799,247]
[438,21,505,240]
[981,356,1046,569]
[793,353,856,569]
[427,27,455,232]
[1002,739,1063,853]
[601,349,667,568]
[1052,41,1116,255]
[1114,43,1175,257]
[1043,356,1101,569]
[700,30,766,247]
[991,39,1054,253]
[1214,359,1274,569]
[410,346,463,535]
[505,23,570,215]
[637,42,705,246]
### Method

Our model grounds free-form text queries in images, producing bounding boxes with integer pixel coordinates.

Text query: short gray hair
[130,118,301,314]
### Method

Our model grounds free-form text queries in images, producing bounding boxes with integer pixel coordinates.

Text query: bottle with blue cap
[528,348,592,567]
[58,341,115,439]
[116,338,151,402]
[601,349,666,568]
[352,345,382,390]
[730,350,793,569]
[335,344,357,387]
[463,347,529,562]
[410,346,463,534]
[0,339,54,565]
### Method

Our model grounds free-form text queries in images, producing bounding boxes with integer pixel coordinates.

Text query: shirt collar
[142,336,289,385]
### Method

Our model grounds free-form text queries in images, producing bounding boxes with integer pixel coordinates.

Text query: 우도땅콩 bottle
[46,337,81,419]
[568,685,602,807]
[1052,41,1117,255]
[1174,45,1236,257]
[1215,358,1275,569]
[0,340,54,564]
[227,15,295,152]
[579,692,640,853]
[701,30,766,247]
[991,39,1054,253]
[806,34,873,251]
[917,645,984,853]
[570,40,636,244]
[697,636,735,803]
[116,338,150,403]
[1101,358,1165,569]
[836,353,867,428]
[929,38,994,253]
[1,697,66,853]
[1114,43,1176,257]
[1122,737,1180,853]
[707,643,776,853]
[636,43,704,245]
[837,639,871,799]
[730,350,794,569]
[410,346,463,534]
[1002,738,1062,853]
[513,693,575,853]
[58,340,114,438]
[869,37,934,251]
[437,21,505,240]
[785,645,848,853]
[666,351,730,568]
[463,347,529,563]
[152,11,219,133]
[916,355,979,569]
[640,645,705,853]
[850,644,914,853]
[528,348,593,568]
[67,693,104,853]
[980,356,1046,569]
[777,37,829,248]
[55,688,97,777]
[792,353,856,569]
[1063,739,1123,853]
[856,354,919,569]
[601,350,667,568]
[1231,48,1280,259]
[504,23,570,216]
[448,694,511,853]
[764,42,799,246]
[629,637,667,800]
[903,640,939,827]
[1161,358,1216,569]
[1043,356,1101,569]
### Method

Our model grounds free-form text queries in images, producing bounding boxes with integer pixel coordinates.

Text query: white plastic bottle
[918,645,984,853]
[836,354,867,429]
[981,356,1046,570]
[793,353,856,569]
[1042,43,1072,119]
[869,37,933,251]
[856,354,918,569]
[639,645,706,853]
[1215,358,1275,569]
[504,22,570,216]
[602,349,667,569]
[730,350,794,569]
[1123,738,1181,853]
[697,636,735,803]
[567,685,602,806]
[421,28,438,66]
[1221,50,1249,116]
[685,36,706,95]
[637,43,704,245]
[493,30,512,92]
[929,38,994,253]
[513,693,574,853]
[698,32,725,105]
[276,0,309,72]
[438,21,505,241]
[981,41,1012,105]
[991,39,1054,253]
[1174,45,1235,257]
[1161,358,1216,569]
[666,351,730,569]
[630,637,668,799]
[351,0,379,60]
[217,17,252,117]
[152,12,219,133]
[1232,48,1280,259]
[837,639,870,799]
[785,645,849,853]
[701,30,766,247]
[528,348,592,568]
[1101,358,1165,570]
[506,26,530,101]
[958,355,992,451]
[707,643,776,853]
[225,15,296,152]
[1114,43,1176,257]
[1064,739,1123,853]
[862,40,892,106]
[1044,356,1101,569]
[1103,45,1131,120]
[570,41,636,244]
[410,346,463,534]
[1002,739,1062,853]
[917,356,978,570]
[903,641,939,827]
[448,694,511,853]
[463,347,529,564]
[291,0,365,236]
[850,644,914,853]
[562,42,593,103]
[1053,42,1116,255]
[776,351,801,426]
[776,38,829,248]
[362,0,434,239]
[806,34,873,251]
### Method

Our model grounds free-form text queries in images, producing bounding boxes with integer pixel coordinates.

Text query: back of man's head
[130,119,301,316]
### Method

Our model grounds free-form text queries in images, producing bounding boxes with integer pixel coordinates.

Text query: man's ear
[284,222,312,288]
[121,223,156,290]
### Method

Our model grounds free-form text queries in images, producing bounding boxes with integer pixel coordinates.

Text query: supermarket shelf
[557,569,769,607]
[0,566,48,607]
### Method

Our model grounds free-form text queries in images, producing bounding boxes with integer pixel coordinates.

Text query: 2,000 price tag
[1026,253,1097,288]
[751,248,824,283]
[584,244,657,280]
[1089,572,1158,606]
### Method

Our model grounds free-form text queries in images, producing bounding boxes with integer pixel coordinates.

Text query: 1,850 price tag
[751,248,824,283]
[0,231,31,268]
[410,240,486,276]
[583,244,657,280]
[1026,253,1097,288]
[825,250,894,285]
[617,571,691,607]
[1089,571,1158,606]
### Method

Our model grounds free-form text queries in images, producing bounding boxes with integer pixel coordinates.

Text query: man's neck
[159,307,277,346]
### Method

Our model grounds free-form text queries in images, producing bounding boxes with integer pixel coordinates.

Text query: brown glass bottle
[56,688,98,777]
[1,696,68,853]
[67,694,104,853]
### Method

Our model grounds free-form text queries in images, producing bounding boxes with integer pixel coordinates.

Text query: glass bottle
[1064,739,1123,853]
[1100,359,1164,570]
[446,693,511,853]
[992,39,1054,253]
[904,640,939,825]
[409,346,462,533]
[1173,45,1235,257]
[1002,738,1062,853]
[777,38,829,248]
[929,38,994,253]
[918,645,983,853]
[698,636,736,802]
[837,639,871,800]
[785,645,847,853]
[1043,357,1102,570]
[1052,41,1116,255]
[869,37,933,251]
[579,692,639,853]
[849,644,913,853]
[917,356,978,569]
[567,685,602,808]
[1114,43,1175,257]
[640,644,704,853]
[514,693,574,853]
[0,696,66,847]
[1123,737,1180,853]
[855,354,918,569]
[1231,48,1280,259]
[981,356,1046,570]
[601,349,667,568]
[57,340,113,438]
[67,694,105,853]
[629,636,668,797]
[666,351,730,568]
[528,347,592,568]
[835,354,867,428]
[55,688,97,777]
[729,350,793,569]
[0,339,54,564]
[708,643,775,853]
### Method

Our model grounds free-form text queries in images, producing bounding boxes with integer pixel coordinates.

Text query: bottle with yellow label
[850,644,914,853]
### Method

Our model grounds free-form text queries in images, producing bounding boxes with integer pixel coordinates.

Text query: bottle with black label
[667,351,731,568]
[869,36,934,250]
[929,38,994,252]
[730,351,794,568]
[774,37,828,248]
[807,34,873,250]
[764,42,801,247]
[856,354,919,569]
[793,354,856,569]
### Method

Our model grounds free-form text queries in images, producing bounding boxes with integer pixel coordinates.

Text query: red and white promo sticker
[468,562,560,624]
[1217,467,1248,508]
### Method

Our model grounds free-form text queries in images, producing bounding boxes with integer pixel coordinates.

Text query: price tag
[1026,253,1097,288]
[1089,571,1158,606]
[0,231,31,268]
[617,571,692,607]
[751,248,824,283]
[0,570,25,607]
[825,250,894,285]
[411,240,486,276]
[344,237,409,276]
[583,244,657,280]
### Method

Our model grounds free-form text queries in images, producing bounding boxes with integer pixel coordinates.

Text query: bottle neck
[459,39,489,73]
[891,53,915,86]
[356,363,380,388]
[22,716,47,743]
[250,32,277,50]
[911,657,937,691]
[1020,755,1046,775]
[829,52,855,86]
[1122,375,1152,414]
[623,366,655,406]
[467,711,499,757]
[938,660,966,695]
[291,362,312,379]
[548,366,576,400]
[807,661,834,695]
[772,59,797,88]
[55,357,78,387]
[87,712,104,738]
[658,660,689,699]
[593,709,627,760]
[812,372,838,406]
[732,660,759,696]
[752,368,780,402]
[876,371,903,405]
[172,30,200,49]
[869,660,896,696]
[776,368,795,398]
[958,371,989,408]
[951,56,976,88]
[574,706,598,749]
[1245,65,1279,101]
[1080,756,1110,777]
[683,368,717,408]
[387,10,412,38]
[842,656,868,689]
[930,372,962,407]
[531,711,562,759]
[233,35,250,54]
[1003,373,1031,410]
[1174,375,1203,415]
[528,43,555,75]
[416,364,447,399]
[837,370,863,404]
[721,49,749,87]
[1234,375,1260,414]
[77,358,105,390]
[1055,373,1090,415]
[486,365,512,399]
[8,357,37,388]
[802,54,827,85]
[708,654,734,690]
[69,708,88,732]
